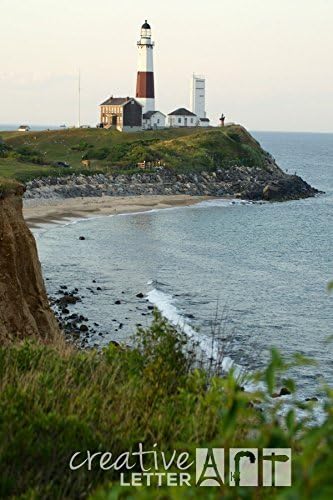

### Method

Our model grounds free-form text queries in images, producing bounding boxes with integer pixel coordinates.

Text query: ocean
[0,124,65,132]
[33,132,333,400]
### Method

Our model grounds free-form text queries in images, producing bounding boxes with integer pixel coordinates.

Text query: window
[178,117,181,123]
[157,119,160,124]
[191,118,193,123]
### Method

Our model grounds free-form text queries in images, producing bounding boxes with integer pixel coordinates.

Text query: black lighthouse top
[142,20,151,29]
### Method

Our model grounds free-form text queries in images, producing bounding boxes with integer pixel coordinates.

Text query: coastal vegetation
[0,158,329,499]
[0,176,21,195]
[0,312,333,499]
[0,125,269,182]
[1,126,318,201]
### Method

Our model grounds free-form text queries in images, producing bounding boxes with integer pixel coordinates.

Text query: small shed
[143,111,166,130]
[18,125,30,132]
[199,117,210,128]
[167,108,198,128]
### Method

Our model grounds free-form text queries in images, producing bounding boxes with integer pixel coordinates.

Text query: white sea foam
[194,198,256,208]
[114,206,185,218]
[195,199,239,207]
[146,287,246,381]
[146,286,327,421]
[109,197,252,219]
[61,216,102,227]
[147,286,327,424]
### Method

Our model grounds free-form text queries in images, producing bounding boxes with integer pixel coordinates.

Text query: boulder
[272,387,292,398]
[263,183,281,201]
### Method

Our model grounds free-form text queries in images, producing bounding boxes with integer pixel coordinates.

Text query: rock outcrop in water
[0,182,61,342]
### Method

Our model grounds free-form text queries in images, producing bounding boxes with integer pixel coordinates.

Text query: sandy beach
[23,195,211,227]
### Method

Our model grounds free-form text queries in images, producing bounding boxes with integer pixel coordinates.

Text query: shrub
[15,146,45,165]
[107,143,132,162]
[85,148,110,160]
[240,144,266,167]
[227,131,242,143]
[71,140,92,152]
[0,139,12,158]
[0,314,332,498]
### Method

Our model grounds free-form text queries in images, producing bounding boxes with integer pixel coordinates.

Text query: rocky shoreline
[49,284,319,402]
[24,162,319,203]
[49,281,156,350]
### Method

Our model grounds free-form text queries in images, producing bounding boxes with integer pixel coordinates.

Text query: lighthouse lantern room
[136,20,155,113]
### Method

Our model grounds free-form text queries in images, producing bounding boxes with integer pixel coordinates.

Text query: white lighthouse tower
[190,74,206,120]
[136,20,155,113]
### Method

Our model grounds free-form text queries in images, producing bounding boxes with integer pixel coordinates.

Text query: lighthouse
[136,20,155,113]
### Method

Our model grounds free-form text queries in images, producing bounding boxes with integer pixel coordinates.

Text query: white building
[136,20,155,113]
[190,74,210,127]
[198,117,210,127]
[18,125,30,132]
[143,110,166,129]
[167,108,198,128]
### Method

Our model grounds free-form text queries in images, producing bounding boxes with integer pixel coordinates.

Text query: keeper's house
[100,96,143,132]
[167,108,198,128]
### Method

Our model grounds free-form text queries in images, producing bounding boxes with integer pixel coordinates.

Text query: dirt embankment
[0,183,60,342]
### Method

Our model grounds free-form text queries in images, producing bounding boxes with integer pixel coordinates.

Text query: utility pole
[78,69,81,128]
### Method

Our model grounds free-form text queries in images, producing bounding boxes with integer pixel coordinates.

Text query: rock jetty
[24,164,318,203]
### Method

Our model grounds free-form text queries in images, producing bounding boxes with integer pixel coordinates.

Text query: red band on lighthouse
[136,72,155,99]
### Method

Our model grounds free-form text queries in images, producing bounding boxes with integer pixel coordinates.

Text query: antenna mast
[78,69,81,128]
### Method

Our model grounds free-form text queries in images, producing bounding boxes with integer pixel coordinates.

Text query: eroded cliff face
[0,184,60,343]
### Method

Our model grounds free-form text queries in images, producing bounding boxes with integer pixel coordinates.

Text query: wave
[31,215,102,239]
[146,286,326,422]
[194,198,258,208]
[60,216,101,227]
[146,286,327,422]
[146,286,247,382]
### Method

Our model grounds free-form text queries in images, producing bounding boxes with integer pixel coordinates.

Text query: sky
[0,0,332,132]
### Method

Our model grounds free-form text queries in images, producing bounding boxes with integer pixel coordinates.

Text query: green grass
[0,158,59,182]
[0,311,332,499]
[0,126,269,182]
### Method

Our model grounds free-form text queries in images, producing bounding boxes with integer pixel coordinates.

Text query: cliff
[0,181,61,342]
